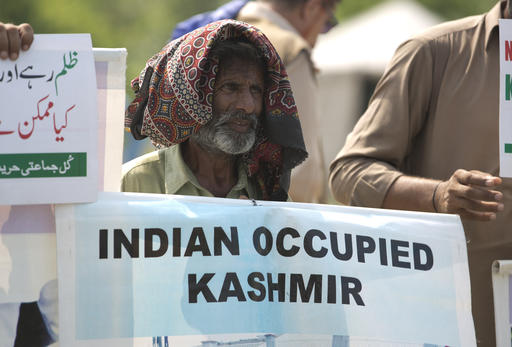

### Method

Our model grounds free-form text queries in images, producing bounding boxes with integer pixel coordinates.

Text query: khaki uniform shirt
[121,144,261,199]
[238,2,327,203]
[330,2,511,346]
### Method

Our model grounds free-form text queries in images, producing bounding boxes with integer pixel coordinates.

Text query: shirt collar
[485,0,504,50]
[231,159,252,195]
[164,144,194,194]
[163,143,254,197]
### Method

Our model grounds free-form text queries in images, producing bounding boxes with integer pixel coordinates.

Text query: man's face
[193,58,264,155]
[302,0,338,47]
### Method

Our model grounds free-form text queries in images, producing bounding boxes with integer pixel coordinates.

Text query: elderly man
[169,0,341,203]
[330,1,511,346]
[123,20,307,202]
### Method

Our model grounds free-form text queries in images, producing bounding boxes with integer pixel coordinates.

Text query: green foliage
[336,0,498,21]
[1,0,228,96]
[419,0,497,20]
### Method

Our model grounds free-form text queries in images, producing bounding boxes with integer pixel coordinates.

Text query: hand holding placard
[0,22,33,60]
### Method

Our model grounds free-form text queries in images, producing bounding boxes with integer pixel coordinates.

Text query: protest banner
[56,192,476,347]
[500,19,512,177]
[0,34,98,205]
[492,260,512,347]
[0,47,126,346]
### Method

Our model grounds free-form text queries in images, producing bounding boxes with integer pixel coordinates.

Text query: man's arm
[383,171,503,221]
[330,38,435,208]
[330,34,504,221]
[0,22,33,60]
[330,36,504,221]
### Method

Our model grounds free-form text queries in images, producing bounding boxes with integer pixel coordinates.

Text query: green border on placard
[0,153,86,178]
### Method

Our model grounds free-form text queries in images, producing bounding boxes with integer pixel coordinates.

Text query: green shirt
[121,144,261,199]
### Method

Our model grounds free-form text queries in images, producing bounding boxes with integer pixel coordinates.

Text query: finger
[239,195,249,200]
[18,23,33,51]
[469,170,502,187]
[6,24,20,60]
[457,209,497,222]
[455,169,501,187]
[454,184,503,202]
[484,176,502,187]
[0,24,8,60]
[455,196,504,213]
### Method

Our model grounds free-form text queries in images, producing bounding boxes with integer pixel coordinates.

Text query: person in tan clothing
[238,0,340,203]
[330,1,511,345]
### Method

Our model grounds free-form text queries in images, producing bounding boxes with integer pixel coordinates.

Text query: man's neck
[182,140,238,197]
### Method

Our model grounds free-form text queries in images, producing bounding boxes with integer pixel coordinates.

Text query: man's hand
[435,169,503,221]
[0,22,33,60]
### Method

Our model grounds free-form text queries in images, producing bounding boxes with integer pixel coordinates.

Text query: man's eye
[250,86,263,95]
[222,83,238,91]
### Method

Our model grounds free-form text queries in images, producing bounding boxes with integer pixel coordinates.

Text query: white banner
[56,192,476,347]
[0,34,98,204]
[499,19,512,177]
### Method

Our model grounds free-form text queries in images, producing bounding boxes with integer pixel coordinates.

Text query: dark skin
[182,58,264,197]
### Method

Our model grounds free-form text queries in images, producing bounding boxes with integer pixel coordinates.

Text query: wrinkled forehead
[208,40,267,92]
[215,57,265,88]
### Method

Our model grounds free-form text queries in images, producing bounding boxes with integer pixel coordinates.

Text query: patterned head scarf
[125,20,307,201]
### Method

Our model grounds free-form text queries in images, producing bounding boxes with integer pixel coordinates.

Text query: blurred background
[1,0,497,164]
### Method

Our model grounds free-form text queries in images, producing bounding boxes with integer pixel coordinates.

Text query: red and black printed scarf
[125,20,307,201]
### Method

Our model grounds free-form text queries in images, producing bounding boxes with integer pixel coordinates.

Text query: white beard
[191,111,258,155]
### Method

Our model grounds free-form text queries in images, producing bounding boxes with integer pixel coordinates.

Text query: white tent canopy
[313,0,442,75]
